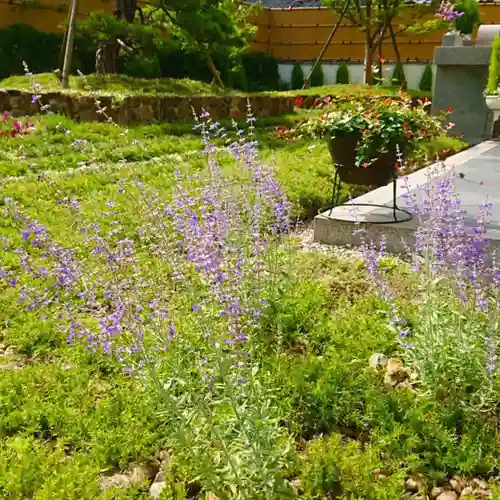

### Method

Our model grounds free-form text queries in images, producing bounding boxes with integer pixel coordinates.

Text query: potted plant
[485,35,500,117]
[454,0,481,45]
[297,97,444,186]
[437,1,465,47]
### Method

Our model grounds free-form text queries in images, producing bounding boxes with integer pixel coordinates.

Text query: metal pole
[302,0,352,89]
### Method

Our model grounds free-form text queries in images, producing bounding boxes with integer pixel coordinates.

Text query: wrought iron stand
[327,165,412,224]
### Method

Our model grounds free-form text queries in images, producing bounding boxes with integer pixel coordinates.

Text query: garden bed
[0,74,432,124]
[2,107,495,500]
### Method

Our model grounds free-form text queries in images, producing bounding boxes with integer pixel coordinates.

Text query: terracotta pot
[327,134,397,186]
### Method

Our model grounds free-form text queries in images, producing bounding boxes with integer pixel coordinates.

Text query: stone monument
[431,26,500,145]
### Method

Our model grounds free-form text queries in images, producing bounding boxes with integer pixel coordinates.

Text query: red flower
[447,105,453,113]
[231,110,242,119]
[294,96,304,107]
[377,56,386,64]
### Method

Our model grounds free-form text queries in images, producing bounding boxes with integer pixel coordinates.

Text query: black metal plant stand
[327,165,412,224]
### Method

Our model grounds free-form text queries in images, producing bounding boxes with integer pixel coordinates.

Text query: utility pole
[61,0,79,89]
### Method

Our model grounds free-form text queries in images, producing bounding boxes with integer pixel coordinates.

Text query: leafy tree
[78,0,256,86]
[321,0,443,84]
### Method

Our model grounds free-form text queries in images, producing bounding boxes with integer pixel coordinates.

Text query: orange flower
[447,105,453,113]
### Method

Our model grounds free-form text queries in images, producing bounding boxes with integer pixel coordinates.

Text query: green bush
[455,0,481,35]
[119,54,162,79]
[419,64,434,92]
[242,52,280,91]
[487,35,500,94]
[336,63,350,84]
[291,61,304,90]
[0,24,95,79]
[227,63,248,91]
[309,62,324,87]
[391,61,407,87]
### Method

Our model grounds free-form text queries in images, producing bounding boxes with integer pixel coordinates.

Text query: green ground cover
[0,98,496,499]
[0,73,431,100]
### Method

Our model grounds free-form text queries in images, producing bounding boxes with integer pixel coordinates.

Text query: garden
[0,0,499,498]
[0,62,498,499]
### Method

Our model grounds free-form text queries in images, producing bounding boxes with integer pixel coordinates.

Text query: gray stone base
[314,141,500,254]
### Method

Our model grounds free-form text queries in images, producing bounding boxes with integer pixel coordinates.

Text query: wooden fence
[3,1,500,62]
[251,4,500,62]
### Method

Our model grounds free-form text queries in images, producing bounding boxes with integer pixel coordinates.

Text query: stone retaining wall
[0,90,294,123]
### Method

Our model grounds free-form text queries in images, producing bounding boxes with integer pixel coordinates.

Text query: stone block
[432,46,492,145]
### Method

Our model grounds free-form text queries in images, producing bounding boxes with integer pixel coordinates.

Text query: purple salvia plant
[2,108,293,496]
[359,156,498,406]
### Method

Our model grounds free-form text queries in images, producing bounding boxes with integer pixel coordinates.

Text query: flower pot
[327,135,397,187]
[485,96,500,133]
[485,95,500,111]
[442,33,463,47]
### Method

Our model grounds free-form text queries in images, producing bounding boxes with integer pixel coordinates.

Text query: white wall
[278,62,430,90]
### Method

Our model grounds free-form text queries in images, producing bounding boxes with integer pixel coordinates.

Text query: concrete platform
[314,141,500,253]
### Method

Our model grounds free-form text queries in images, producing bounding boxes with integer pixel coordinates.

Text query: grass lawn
[0,73,431,100]
[0,112,496,499]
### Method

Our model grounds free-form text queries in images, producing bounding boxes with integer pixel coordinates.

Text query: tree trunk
[96,41,120,74]
[206,55,225,89]
[61,0,79,88]
[364,25,388,85]
[95,0,136,74]
[364,40,377,85]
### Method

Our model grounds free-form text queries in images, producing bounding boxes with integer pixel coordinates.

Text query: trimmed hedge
[0,24,280,91]
[309,62,324,87]
[291,61,304,90]
[336,63,349,84]
[419,64,433,93]
[391,61,406,87]
[0,24,95,79]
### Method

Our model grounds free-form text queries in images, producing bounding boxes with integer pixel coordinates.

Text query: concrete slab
[314,140,500,253]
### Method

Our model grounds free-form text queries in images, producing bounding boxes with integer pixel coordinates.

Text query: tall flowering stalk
[359,162,499,411]
[2,109,294,497]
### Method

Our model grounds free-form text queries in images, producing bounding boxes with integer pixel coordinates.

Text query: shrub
[391,61,407,87]
[309,62,325,87]
[336,63,350,84]
[487,35,500,95]
[227,63,248,91]
[242,52,280,91]
[3,114,294,497]
[119,54,162,79]
[298,96,444,167]
[0,24,95,79]
[455,0,481,35]
[419,64,434,92]
[291,61,304,90]
[359,164,500,413]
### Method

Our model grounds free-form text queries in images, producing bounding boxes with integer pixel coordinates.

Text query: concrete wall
[278,63,429,89]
